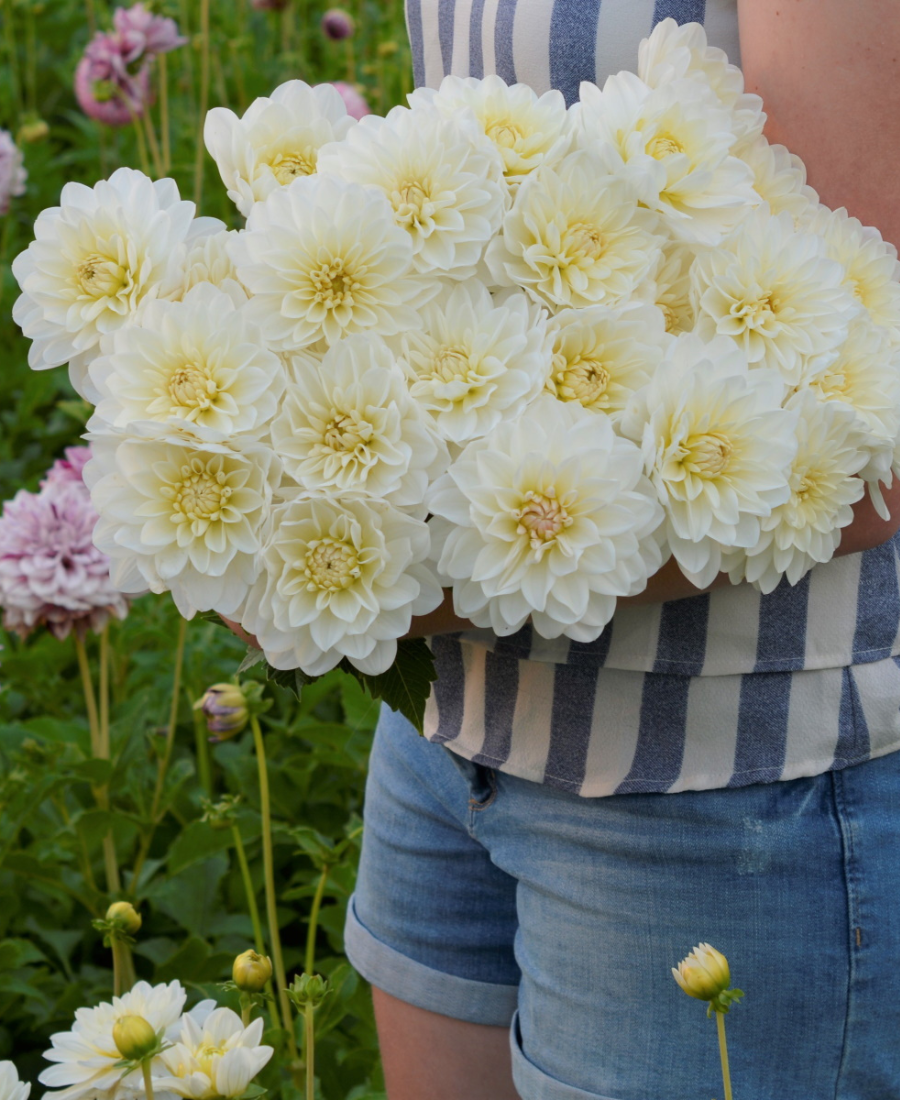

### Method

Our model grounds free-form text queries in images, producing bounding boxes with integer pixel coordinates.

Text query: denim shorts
[344,704,900,1100]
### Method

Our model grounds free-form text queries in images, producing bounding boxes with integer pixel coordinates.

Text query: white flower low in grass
[155,1006,273,1100]
[734,135,818,222]
[486,150,662,310]
[393,281,550,445]
[89,283,285,443]
[620,334,797,587]
[241,494,442,675]
[12,168,195,401]
[722,391,869,592]
[642,243,696,334]
[317,105,506,278]
[575,73,759,245]
[428,396,664,640]
[204,80,356,217]
[232,175,430,350]
[544,301,667,421]
[409,74,572,189]
[271,334,447,512]
[39,981,186,1100]
[86,436,277,618]
[0,1061,30,1100]
[691,208,859,385]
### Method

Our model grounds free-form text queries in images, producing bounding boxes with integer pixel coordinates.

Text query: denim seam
[830,767,858,1100]
[469,768,498,812]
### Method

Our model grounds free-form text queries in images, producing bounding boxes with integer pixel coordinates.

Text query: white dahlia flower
[428,396,664,640]
[408,74,572,188]
[641,243,697,334]
[241,494,442,675]
[0,1062,30,1100]
[691,208,860,385]
[544,301,667,421]
[271,334,447,512]
[575,73,759,245]
[156,1007,273,1100]
[485,150,662,310]
[39,981,186,1100]
[721,390,868,592]
[231,175,430,350]
[89,283,285,444]
[734,135,818,222]
[204,79,356,217]
[86,436,277,618]
[12,168,195,401]
[317,105,506,278]
[800,204,900,341]
[620,334,797,588]
[392,280,549,444]
[638,17,765,143]
[180,226,247,305]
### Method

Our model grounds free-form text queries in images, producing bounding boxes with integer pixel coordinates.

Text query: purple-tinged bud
[321,8,354,39]
[194,683,249,740]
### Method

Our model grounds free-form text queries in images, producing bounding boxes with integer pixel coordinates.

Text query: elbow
[837,480,900,557]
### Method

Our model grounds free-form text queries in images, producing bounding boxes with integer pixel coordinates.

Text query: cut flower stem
[716,1010,734,1100]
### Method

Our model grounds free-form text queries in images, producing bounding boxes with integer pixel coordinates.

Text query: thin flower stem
[232,824,266,957]
[85,0,96,34]
[130,112,152,177]
[75,633,101,758]
[716,1011,734,1100]
[99,625,110,759]
[142,109,164,178]
[191,695,213,798]
[304,864,330,979]
[242,999,252,1028]
[111,937,125,996]
[304,1003,315,1100]
[193,0,210,207]
[2,0,24,121]
[142,1059,155,1100]
[159,53,171,175]
[251,714,297,1060]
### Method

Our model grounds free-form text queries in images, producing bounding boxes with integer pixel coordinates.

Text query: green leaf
[152,935,210,984]
[68,759,114,785]
[166,819,234,875]
[0,938,47,967]
[338,638,436,734]
[148,854,229,936]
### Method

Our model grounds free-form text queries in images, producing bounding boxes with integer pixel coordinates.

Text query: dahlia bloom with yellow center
[156,1006,273,1100]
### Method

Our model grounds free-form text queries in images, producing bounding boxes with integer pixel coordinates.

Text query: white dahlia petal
[157,1008,273,1100]
[179,225,248,305]
[734,135,818,222]
[0,1062,30,1100]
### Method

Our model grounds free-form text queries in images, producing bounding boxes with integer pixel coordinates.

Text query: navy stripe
[833,667,870,767]
[853,540,900,660]
[407,0,426,88]
[614,673,690,794]
[475,623,532,765]
[438,0,456,75]
[754,573,810,673]
[544,633,613,792]
[549,0,602,106]
[652,0,706,27]
[469,0,486,78]
[653,594,709,676]
[729,672,791,786]
[494,0,518,84]
[430,634,466,744]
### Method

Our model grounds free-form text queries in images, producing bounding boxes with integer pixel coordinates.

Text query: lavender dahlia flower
[113,3,186,58]
[41,446,92,488]
[74,31,152,125]
[0,131,26,215]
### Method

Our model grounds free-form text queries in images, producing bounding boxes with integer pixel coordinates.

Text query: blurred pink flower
[113,3,186,58]
[330,81,370,119]
[321,8,354,39]
[41,447,92,489]
[74,31,151,125]
[0,130,26,215]
[251,0,291,9]
[0,471,130,641]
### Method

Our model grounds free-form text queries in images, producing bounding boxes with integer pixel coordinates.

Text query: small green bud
[200,793,242,830]
[287,971,331,1010]
[17,116,49,144]
[194,683,249,740]
[233,949,273,993]
[377,40,399,56]
[106,901,142,935]
[112,1015,158,1061]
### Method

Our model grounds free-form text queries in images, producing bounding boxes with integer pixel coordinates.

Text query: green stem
[232,824,265,957]
[159,53,171,174]
[304,1003,315,1100]
[716,1011,734,1100]
[142,108,164,178]
[99,625,110,759]
[75,633,101,758]
[251,715,297,1060]
[241,995,252,1028]
[111,937,125,997]
[304,864,330,979]
[191,694,213,798]
[2,0,23,121]
[193,0,210,207]
[142,1059,155,1100]
[130,110,152,177]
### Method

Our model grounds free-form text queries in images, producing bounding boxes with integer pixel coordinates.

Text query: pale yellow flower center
[659,302,679,333]
[166,363,219,413]
[515,487,574,558]
[731,288,776,330]
[684,432,733,478]
[647,132,684,159]
[429,345,471,384]
[566,222,606,263]
[310,260,357,309]
[392,179,434,227]
[195,1039,229,1072]
[304,537,361,591]
[161,460,233,532]
[76,252,133,299]
[485,118,524,149]
[322,411,374,454]
[550,351,610,408]
[266,148,317,183]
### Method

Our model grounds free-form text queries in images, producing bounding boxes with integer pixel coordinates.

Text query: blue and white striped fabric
[410,0,900,794]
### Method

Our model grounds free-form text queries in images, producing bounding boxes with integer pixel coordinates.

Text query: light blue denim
[345,705,900,1099]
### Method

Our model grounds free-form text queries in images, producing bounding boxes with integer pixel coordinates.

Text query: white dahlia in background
[12,168,195,401]
[231,175,430,350]
[800,204,900,341]
[271,334,447,512]
[241,494,442,675]
[180,226,247,304]
[638,17,765,143]
[156,1007,273,1100]
[620,334,796,588]
[486,150,662,310]
[721,390,868,592]
[86,436,277,618]
[544,301,667,421]
[408,74,572,189]
[392,281,549,444]
[88,283,285,444]
[428,397,664,640]
[317,105,506,278]
[691,207,859,385]
[39,981,185,1100]
[575,73,759,245]
[204,79,356,217]
[641,243,697,334]
[0,1063,29,1100]
[734,135,818,222]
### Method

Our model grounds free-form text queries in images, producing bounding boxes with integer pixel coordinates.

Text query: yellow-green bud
[106,901,142,935]
[672,942,731,1002]
[194,683,249,740]
[288,971,330,1009]
[112,1015,157,1061]
[233,949,273,992]
[17,116,49,144]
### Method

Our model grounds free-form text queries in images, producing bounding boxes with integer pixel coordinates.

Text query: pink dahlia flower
[0,130,26,215]
[41,446,92,489]
[0,475,130,641]
[113,3,186,59]
[329,81,370,120]
[74,31,151,125]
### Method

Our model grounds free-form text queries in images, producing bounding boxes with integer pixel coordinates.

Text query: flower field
[0,2,412,1096]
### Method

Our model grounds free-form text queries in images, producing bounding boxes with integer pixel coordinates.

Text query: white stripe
[703,0,741,66]
[700,582,761,675]
[604,601,662,670]
[451,0,474,76]
[422,2,448,87]
[671,673,742,792]
[578,669,645,796]
[782,667,844,778]
[480,0,502,76]
[805,554,862,669]
[593,0,654,86]
[503,658,556,782]
[850,657,900,759]
[456,641,489,756]
[510,0,554,93]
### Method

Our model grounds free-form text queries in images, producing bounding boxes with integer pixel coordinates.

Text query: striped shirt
[411,0,900,795]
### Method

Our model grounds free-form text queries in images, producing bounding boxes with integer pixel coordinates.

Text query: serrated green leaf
[237,646,266,674]
[166,819,233,875]
[339,638,436,734]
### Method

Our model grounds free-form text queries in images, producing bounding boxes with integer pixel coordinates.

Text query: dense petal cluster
[156,1005,273,1100]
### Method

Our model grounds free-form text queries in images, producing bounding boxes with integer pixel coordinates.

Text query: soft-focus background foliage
[0,2,412,1095]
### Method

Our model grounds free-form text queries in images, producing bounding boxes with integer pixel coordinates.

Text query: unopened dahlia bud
[288,972,330,1009]
[194,683,248,740]
[321,8,354,39]
[672,943,736,1008]
[233,949,273,993]
[112,1014,157,1060]
[106,901,142,935]
[17,115,48,144]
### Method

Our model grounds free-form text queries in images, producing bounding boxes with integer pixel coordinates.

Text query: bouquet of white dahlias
[14,19,900,727]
